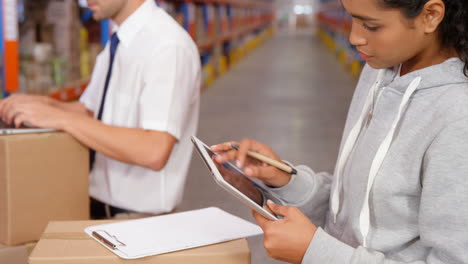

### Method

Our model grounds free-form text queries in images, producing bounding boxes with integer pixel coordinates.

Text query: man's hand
[3,102,70,130]
[253,200,317,264]
[0,94,53,119]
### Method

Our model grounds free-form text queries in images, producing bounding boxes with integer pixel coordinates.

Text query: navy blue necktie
[90,33,120,170]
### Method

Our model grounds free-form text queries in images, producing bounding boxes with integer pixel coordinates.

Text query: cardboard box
[0,243,36,264]
[0,132,89,246]
[29,220,251,264]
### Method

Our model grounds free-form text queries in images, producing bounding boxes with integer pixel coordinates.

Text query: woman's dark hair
[379,0,468,77]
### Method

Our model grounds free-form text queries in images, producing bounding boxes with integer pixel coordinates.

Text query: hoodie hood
[381,58,468,94]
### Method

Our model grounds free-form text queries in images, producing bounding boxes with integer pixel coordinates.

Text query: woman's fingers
[211,141,238,152]
[214,149,238,163]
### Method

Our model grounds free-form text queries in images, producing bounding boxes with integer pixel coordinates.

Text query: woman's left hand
[252,200,317,264]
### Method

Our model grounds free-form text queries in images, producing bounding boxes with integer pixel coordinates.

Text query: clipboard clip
[92,230,127,249]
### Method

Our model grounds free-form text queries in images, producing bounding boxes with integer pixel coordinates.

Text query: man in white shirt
[0,0,201,218]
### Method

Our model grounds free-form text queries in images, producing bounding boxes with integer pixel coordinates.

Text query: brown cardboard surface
[0,244,28,264]
[29,220,251,264]
[0,243,36,264]
[0,132,89,246]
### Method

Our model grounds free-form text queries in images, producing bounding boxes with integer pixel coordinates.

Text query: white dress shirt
[80,0,201,214]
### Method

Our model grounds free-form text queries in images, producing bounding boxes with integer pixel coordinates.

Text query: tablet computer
[191,136,279,221]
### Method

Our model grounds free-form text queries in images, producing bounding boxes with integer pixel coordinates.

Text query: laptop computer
[0,120,56,135]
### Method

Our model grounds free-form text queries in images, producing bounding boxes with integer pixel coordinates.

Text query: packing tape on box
[40,233,90,240]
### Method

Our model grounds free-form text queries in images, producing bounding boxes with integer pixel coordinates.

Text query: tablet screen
[204,145,264,206]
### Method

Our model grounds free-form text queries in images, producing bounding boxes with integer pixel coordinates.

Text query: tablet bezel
[191,136,278,221]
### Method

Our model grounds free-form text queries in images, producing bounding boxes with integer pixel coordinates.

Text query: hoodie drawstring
[359,76,421,247]
[330,70,422,247]
[331,70,385,223]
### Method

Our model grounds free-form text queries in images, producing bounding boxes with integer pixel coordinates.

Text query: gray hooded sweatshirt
[267,58,468,263]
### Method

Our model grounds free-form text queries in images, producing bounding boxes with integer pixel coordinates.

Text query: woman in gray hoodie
[213,0,468,263]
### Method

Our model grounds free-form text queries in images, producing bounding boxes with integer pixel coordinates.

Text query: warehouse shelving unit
[0,0,274,100]
[163,0,274,90]
[316,0,363,78]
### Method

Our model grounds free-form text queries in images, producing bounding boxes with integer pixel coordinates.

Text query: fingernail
[236,160,242,167]
[245,168,253,175]
[267,200,274,206]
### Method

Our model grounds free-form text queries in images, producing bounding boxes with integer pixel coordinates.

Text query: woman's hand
[211,139,292,187]
[253,200,317,264]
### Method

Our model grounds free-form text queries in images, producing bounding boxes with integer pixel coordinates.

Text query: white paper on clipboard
[84,207,263,259]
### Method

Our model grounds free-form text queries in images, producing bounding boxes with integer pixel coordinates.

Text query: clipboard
[84,207,263,259]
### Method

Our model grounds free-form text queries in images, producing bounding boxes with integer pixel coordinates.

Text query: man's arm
[8,102,175,171]
[62,112,176,171]
[50,100,93,117]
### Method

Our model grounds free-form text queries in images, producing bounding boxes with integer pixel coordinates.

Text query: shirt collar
[113,0,156,47]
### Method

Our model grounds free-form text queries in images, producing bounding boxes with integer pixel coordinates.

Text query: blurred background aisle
[179,27,357,264]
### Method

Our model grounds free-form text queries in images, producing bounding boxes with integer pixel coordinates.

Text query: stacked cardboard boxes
[0,132,89,263]
[19,0,97,95]
[47,0,82,83]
